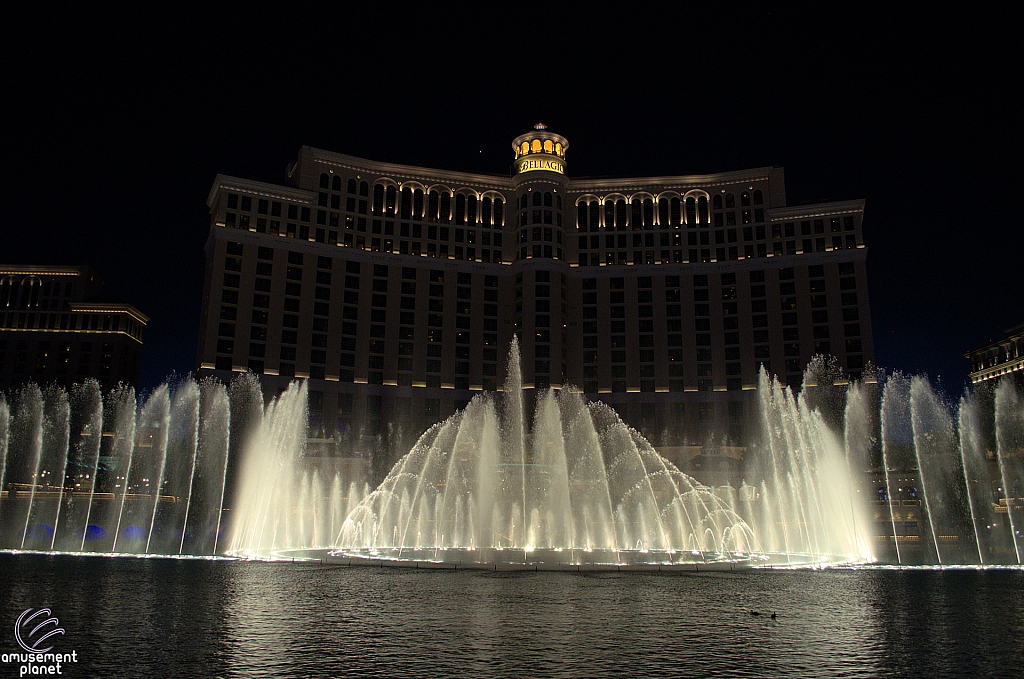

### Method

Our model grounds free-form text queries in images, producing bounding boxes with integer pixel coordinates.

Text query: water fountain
[324,340,764,569]
[0,378,233,556]
[1,340,1022,569]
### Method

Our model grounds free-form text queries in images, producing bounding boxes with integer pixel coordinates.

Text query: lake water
[1,554,1021,678]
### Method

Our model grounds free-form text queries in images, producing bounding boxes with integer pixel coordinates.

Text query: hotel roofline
[210,148,865,220]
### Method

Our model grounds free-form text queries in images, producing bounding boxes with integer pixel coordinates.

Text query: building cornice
[302,147,515,192]
[566,168,777,194]
[769,200,866,220]
[207,175,316,208]
[69,302,149,324]
[0,265,86,277]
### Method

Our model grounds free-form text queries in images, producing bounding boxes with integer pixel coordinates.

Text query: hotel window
[686,196,697,225]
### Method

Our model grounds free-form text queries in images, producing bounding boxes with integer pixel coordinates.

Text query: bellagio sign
[517,156,565,174]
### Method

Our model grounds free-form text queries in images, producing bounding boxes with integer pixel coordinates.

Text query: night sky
[4,7,1018,397]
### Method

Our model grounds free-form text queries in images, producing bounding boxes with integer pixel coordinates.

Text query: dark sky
[3,7,1019,397]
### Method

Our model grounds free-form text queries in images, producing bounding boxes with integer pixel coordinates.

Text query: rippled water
[1,555,1021,678]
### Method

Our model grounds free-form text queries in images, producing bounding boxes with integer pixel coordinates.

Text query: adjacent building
[0,265,148,392]
[967,323,1024,385]
[195,125,873,457]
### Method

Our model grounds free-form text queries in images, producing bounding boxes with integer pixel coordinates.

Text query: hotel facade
[196,126,873,459]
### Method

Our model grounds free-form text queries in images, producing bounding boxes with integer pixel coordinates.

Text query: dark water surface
[1,554,1021,678]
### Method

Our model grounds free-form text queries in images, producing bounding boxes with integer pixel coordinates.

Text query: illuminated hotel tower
[196,125,872,469]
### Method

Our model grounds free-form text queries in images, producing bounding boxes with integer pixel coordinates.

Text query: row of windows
[225,244,511,286]
[1,277,76,310]
[330,176,508,227]
[1,311,144,340]
[517,208,564,227]
[712,191,764,209]
[518,192,564,210]
[576,195,711,230]
[515,138,564,158]
[0,340,122,380]
[577,236,859,266]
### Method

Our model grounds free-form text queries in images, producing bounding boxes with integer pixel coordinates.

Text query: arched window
[359,181,369,197]
[697,196,709,224]
[467,195,477,224]
[604,202,614,230]
[659,198,670,225]
[631,198,643,230]
[481,197,492,225]
[531,139,542,153]
[332,176,342,191]
[615,199,627,230]
[21,278,41,308]
[413,189,424,218]
[455,194,466,225]
[741,191,751,207]
[753,189,763,205]
[712,195,723,210]
[0,277,14,307]
[319,173,329,189]
[543,192,552,207]
[670,198,681,226]
[642,198,654,228]
[494,199,504,228]
[400,187,412,219]
[586,201,598,231]
[348,178,357,194]
[555,142,562,156]
[543,140,553,153]
[725,193,735,208]
[577,202,588,230]
[372,184,385,213]
[439,192,451,222]
[428,191,439,222]
[520,194,528,209]
[557,195,563,210]
[533,192,542,207]
[521,141,529,156]
[385,185,397,214]
[685,197,697,226]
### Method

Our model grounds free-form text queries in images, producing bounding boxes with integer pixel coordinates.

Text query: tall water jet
[880,373,913,564]
[747,364,873,564]
[86,385,135,553]
[227,380,307,557]
[53,380,104,552]
[1,385,43,549]
[909,376,978,564]
[181,379,231,555]
[994,380,1024,563]
[146,380,200,555]
[112,386,169,553]
[957,392,1007,563]
[0,395,9,545]
[844,379,875,552]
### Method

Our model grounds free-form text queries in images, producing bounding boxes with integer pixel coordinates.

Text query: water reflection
[1,555,1021,678]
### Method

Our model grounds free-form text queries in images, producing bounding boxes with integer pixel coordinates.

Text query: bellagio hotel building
[196,125,873,453]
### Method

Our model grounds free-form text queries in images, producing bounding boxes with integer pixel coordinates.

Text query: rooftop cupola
[512,123,568,176]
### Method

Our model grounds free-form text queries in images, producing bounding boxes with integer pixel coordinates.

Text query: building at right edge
[196,126,873,467]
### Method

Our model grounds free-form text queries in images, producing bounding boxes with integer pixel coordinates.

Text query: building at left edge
[0,265,148,392]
